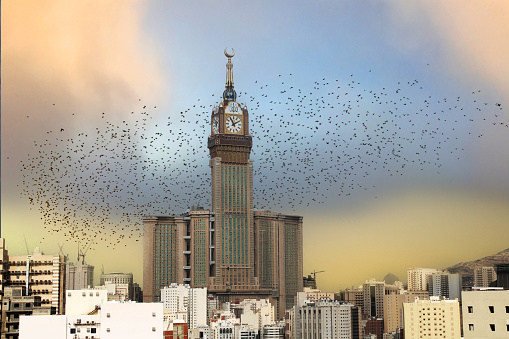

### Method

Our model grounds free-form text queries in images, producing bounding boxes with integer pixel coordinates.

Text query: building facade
[462,288,509,338]
[473,266,497,287]
[293,300,360,339]
[383,291,429,334]
[66,261,94,291]
[403,297,461,339]
[407,268,440,292]
[426,271,462,301]
[6,248,65,314]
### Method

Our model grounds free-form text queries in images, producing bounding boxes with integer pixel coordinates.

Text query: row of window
[467,305,509,313]
[468,324,509,332]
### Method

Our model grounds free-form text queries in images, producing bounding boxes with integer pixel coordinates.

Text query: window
[152,327,156,332]
[468,306,473,313]
[68,292,72,297]
[489,306,494,313]
[490,324,496,331]
[506,306,509,313]
[152,312,156,317]
[468,324,474,331]
[91,328,96,333]
[106,313,110,318]
[106,328,110,333]
[70,329,76,334]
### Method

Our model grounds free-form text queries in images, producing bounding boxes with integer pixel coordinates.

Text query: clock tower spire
[223,48,236,102]
[208,50,258,293]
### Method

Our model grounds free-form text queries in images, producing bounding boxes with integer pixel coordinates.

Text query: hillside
[445,248,509,275]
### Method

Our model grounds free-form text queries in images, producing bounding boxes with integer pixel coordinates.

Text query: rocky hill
[445,248,509,275]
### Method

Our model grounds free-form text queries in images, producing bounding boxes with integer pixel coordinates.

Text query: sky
[2,0,509,292]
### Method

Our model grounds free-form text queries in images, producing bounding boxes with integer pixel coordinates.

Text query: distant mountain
[384,273,400,285]
[445,248,509,275]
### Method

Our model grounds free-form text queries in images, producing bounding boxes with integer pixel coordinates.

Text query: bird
[18,69,508,247]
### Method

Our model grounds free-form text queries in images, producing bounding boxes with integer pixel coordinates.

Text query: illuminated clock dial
[212,116,219,134]
[226,115,242,133]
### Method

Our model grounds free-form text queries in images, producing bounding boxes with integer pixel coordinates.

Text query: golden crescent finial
[224,48,235,58]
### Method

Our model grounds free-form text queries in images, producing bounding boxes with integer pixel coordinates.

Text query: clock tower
[208,49,259,291]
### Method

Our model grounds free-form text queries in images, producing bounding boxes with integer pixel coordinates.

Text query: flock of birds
[19,71,507,248]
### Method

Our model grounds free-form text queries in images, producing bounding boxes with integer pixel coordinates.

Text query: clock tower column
[208,49,259,292]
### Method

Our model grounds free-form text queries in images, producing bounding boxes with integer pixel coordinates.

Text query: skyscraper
[208,49,257,292]
[143,51,303,318]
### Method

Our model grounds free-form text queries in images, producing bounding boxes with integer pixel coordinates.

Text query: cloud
[3,0,165,109]
[2,0,166,195]
[385,1,509,105]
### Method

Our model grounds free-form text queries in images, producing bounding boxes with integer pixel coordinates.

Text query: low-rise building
[462,287,509,338]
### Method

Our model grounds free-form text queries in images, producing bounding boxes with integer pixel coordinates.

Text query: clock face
[225,115,242,133]
[225,102,242,114]
[212,116,219,134]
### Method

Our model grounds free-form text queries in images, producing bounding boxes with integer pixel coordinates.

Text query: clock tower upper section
[208,49,252,164]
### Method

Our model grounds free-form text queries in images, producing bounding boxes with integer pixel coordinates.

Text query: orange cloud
[2,0,166,119]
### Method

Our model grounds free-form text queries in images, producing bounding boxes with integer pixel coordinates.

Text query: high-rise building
[66,260,94,290]
[253,210,303,317]
[143,51,303,318]
[407,268,440,291]
[362,279,385,318]
[403,297,461,339]
[426,271,462,300]
[495,263,509,289]
[383,291,429,333]
[474,266,497,287]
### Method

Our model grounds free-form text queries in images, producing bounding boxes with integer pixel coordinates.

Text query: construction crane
[311,270,325,280]
[78,241,93,264]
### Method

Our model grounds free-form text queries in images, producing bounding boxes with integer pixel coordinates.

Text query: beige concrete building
[66,260,94,291]
[383,291,429,333]
[407,268,440,292]
[7,248,65,314]
[403,297,461,339]
[462,287,509,338]
[473,266,497,287]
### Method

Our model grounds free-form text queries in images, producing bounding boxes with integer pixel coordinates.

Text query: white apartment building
[20,301,163,339]
[462,288,509,338]
[233,298,275,330]
[100,302,164,338]
[65,289,108,315]
[296,287,334,306]
[403,297,461,339]
[407,268,440,291]
[161,283,208,329]
[294,300,356,339]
